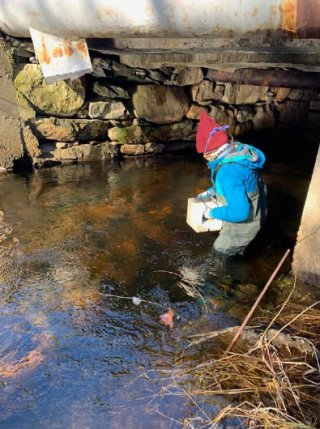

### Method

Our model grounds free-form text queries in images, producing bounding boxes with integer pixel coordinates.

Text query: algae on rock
[14,64,85,117]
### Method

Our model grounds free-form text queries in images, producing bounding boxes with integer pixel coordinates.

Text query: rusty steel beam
[206,68,320,89]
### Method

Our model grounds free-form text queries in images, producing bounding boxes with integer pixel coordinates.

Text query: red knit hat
[196,110,229,154]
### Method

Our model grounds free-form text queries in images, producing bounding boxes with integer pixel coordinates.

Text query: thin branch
[224,249,291,355]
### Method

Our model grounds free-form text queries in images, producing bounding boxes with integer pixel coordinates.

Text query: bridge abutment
[293,145,320,285]
[0,39,23,171]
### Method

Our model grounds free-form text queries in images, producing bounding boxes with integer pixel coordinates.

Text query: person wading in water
[196,109,267,256]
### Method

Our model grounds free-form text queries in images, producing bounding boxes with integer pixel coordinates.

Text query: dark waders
[213,176,267,256]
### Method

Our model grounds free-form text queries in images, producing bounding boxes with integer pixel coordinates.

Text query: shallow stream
[0,134,318,428]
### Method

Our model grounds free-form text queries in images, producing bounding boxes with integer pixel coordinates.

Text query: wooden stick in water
[224,248,291,355]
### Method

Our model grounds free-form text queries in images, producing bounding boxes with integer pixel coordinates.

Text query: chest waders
[213,166,267,256]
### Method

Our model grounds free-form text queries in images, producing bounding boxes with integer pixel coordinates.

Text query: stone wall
[4,37,320,168]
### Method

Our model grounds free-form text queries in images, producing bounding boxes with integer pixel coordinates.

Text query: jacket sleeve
[209,164,251,222]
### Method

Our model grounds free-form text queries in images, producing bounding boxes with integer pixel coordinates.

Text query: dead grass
[185,336,320,428]
[256,304,320,347]
[152,284,320,428]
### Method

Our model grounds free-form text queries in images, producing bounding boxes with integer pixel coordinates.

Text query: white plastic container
[186,197,222,233]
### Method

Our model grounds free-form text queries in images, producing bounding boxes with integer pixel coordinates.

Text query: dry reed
[152,285,320,428]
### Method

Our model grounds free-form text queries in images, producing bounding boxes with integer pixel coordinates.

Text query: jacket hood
[208,142,265,172]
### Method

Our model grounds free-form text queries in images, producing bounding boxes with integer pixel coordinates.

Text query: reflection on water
[0,155,314,428]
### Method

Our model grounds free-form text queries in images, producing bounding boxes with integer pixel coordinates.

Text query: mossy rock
[108,120,195,144]
[16,91,36,120]
[108,124,150,144]
[14,64,85,117]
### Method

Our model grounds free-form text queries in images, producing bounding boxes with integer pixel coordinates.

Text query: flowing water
[0,138,317,428]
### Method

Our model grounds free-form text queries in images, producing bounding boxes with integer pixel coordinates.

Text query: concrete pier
[293,144,320,285]
[0,39,23,171]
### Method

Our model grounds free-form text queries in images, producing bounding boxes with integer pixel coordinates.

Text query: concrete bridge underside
[88,37,320,74]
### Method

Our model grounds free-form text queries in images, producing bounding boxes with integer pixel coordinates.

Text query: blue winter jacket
[207,142,266,223]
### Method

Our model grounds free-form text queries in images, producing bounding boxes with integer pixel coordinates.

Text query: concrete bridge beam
[1,0,320,39]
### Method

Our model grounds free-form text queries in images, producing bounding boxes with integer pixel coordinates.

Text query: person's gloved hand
[196,187,214,200]
[204,207,215,219]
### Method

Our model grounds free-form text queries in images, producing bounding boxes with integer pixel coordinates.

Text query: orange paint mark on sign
[52,46,63,58]
[280,0,298,33]
[39,40,51,64]
[63,41,74,57]
[76,41,88,58]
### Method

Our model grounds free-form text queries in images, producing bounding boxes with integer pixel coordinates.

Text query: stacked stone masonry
[4,37,320,168]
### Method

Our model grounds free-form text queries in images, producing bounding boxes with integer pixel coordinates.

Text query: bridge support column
[0,39,23,172]
[293,144,320,285]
